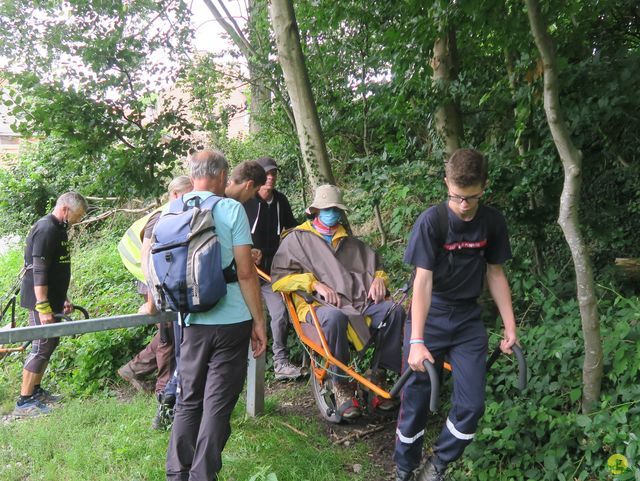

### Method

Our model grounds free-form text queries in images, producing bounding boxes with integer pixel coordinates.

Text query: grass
[0,226,387,481]
[0,395,169,481]
[0,388,386,481]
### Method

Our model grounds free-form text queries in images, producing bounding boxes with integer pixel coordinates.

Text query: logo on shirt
[443,239,487,251]
[59,240,71,264]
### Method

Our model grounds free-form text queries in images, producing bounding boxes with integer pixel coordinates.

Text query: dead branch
[332,422,392,445]
[75,205,158,227]
[278,420,308,438]
[84,196,120,201]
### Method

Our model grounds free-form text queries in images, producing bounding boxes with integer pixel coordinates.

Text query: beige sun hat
[306,184,349,214]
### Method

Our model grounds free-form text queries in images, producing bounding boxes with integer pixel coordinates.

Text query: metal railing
[0,312,177,345]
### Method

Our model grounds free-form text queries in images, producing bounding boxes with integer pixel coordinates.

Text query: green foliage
[0,138,88,233]
[0,247,23,300]
[52,218,151,395]
[453,285,640,480]
[0,0,195,203]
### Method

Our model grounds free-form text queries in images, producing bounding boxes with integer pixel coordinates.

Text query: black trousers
[166,320,252,481]
[24,310,60,374]
[394,300,488,472]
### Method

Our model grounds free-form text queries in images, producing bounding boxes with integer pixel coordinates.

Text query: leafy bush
[453,286,640,481]
[50,218,153,395]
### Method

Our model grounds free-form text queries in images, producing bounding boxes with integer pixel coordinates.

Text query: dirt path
[267,380,399,480]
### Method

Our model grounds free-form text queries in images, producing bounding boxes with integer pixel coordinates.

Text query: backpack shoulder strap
[434,201,449,248]
[166,197,186,214]
[200,194,224,211]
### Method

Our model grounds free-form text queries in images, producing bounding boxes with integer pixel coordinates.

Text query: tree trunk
[431,25,463,159]
[525,0,603,413]
[203,0,295,133]
[269,0,335,187]
[247,0,270,134]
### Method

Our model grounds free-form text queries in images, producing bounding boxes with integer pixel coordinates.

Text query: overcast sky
[190,0,247,54]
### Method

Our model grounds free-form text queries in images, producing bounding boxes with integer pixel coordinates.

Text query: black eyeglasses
[448,192,483,204]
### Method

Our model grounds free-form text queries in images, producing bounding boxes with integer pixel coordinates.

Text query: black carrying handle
[486,343,527,391]
[72,305,90,319]
[14,306,90,351]
[390,360,440,412]
[296,290,317,304]
[52,305,90,322]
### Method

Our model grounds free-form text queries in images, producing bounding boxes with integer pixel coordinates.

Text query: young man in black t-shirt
[394,149,519,481]
[14,192,87,417]
[243,156,302,380]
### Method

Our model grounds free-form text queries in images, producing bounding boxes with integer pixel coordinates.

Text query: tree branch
[75,205,158,226]
[203,0,252,57]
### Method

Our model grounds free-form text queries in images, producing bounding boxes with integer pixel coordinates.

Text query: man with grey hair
[166,150,267,481]
[14,191,87,417]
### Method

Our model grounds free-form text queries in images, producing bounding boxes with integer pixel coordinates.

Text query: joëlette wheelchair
[0,266,90,361]
[258,268,527,424]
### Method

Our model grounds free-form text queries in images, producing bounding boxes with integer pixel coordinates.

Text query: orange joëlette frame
[256,267,452,400]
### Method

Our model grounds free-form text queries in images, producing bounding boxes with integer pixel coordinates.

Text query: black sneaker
[415,457,446,481]
[396,467,415,481]
[152,394,176,430]
[33,386,62,404]
[13,398,51,418]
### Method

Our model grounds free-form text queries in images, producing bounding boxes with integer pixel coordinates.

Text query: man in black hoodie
[244,156,302,380]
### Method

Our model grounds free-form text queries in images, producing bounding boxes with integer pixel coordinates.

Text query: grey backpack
[147,195,236,314]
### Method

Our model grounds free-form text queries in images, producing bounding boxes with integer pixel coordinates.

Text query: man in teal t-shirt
[166,150,267,481]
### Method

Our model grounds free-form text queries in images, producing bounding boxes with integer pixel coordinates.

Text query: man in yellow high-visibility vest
[116,176,194,401]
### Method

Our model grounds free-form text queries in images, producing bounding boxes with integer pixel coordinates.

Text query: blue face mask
[318,208,342,227]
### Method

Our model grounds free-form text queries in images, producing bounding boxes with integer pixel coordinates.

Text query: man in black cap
[244,156,302,380]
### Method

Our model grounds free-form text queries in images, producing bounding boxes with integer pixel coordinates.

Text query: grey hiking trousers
[261,281,290,363]
[166,320,252,481]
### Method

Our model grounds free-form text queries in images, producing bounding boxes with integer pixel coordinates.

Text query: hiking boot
[333,382,361,420]
[371,393,399,412]
[396,467,415,481]
[415,457,446,481]
[369,370,399,412]
[117,363,146,393]
[13,398,51,418]
[33,386,62,404]
[152,394,176,430]
[274,360,303,380]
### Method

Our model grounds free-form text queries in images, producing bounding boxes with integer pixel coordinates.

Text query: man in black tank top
[14,192,87,418]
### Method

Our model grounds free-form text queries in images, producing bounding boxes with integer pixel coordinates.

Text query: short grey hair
[189,150,229,179]
[56,192,88,213]
[167,175,193,195]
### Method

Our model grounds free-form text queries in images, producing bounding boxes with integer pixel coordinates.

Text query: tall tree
[201,0,295,132]
[269,0,335,187]
[246,0,271,134]
[0,0,194,197]
[525,0,603,413]
[432,23,463,158]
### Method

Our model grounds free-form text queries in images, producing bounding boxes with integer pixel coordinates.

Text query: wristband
[409,339,425,345]
[35,301,53,315]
